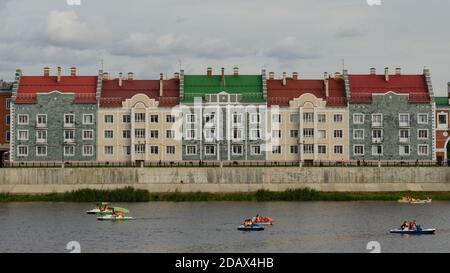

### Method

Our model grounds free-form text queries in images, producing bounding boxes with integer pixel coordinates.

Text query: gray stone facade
[350,92,434,161]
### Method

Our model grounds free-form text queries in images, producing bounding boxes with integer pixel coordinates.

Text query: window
[272,114,281,123]
[250,129,261,140]
[104,146,114,155]
[353,114,364,124]
[135,144,145,154]
[186,145,197,155]
[6,115,10,125]
[318,145,327,154]
[6,99,11,109]
[272,130,281,139]
[417,114,428,124]
[333,145,343,154]
[6,131,10,142]
[372,129,383,142]
[372,145,383,156]
[303,113,314,123]
[37,114,47,126]
[104,115,113,123]
[289,114,299,123]
[122,130,131,139]
[204,113,215,123]
[36,146,47,156]
[251,145,261,155]
[36,130,47,143]
[64,146,75,156]
[399,129,410,142]
[135,113,145,123]
[232,145,243,155]
[123,146,131,155]
[318,130,326,139]
[304,144,314,154]
[399,145,410,156]
[83,114,94,125]
[205,129,215,140]
[166,130,175,139]
[122,115,131,123]
[150,130,159,139]
[317,114,326,123]
[135,129,146,139]
[333,130,343,139]
[418,145,429,156]
[205,145,216,155]
[150,146,159,155]
[83,145,94,156]
[186,114,196,123]
[354,145,364,156]
[438,113,447,128]
[290,130,299,138]
[233,113,243,125]
[18,114,29,125]
[290,145,299,154]
[303,128,314,138]
[372,114,383,126]
[150,115,159,123]
[17,130,29,141]
[82,130,93,140]
[17,145,28,156]
[64,130,75,142]
[186,129,196,140]
[64,114,75,126]
[233,128,242,140]
[166,115,175,123]
[250,113,261,124]
[166,146,175,155]
[418,129,428,139]
[272,145,281,154]
[353,129,364,140]
[399,113,410,126]
[104,130,113,139]
[333,114,343,123]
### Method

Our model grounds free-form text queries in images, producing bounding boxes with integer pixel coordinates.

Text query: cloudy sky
[0,0,449,95]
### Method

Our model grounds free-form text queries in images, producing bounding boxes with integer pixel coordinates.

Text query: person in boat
[401,221,407,230]
[243,219,253,227]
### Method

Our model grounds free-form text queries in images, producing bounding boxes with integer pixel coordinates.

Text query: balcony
[399,121,410,128]
[371,122,383,128]
[64,138,75,144]
[36,138,47,144]
[36,123,47,128]
[399,137,410,143]
[372,138,383,143]
[64,123,75,128]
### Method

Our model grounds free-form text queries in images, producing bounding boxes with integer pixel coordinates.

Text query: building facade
[11,67,101,162]
[348,68,435,162]
[266,72,349,163]
[0,80,12,166]
[434,83,450,163]
[180,67,267,162]
[97,72,181,163]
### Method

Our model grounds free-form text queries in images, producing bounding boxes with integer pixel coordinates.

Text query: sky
[0,0,449,96]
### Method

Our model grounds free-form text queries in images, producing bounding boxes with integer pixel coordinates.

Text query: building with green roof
[180,67,268,162]
[435,87,450,162]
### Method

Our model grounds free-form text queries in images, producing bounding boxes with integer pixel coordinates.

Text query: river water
[0,201,449,253]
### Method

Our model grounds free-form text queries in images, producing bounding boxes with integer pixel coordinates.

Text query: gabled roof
[267,78,347,107]
[16,76,98,103]
[348,74,430,103]
[182,75,264,103]
[100,78,179,107]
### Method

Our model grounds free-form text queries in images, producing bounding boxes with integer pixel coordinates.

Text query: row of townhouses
[1,66,450,165]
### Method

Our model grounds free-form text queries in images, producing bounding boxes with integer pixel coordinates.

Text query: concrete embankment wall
[1,167,450,194]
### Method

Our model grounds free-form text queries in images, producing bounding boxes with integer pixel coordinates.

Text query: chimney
[292,72,298,80]
[159,73,164,97]
[324,72,329,97]
[384,67,389,82]
[44,67,50,77]
[334,72,341,79]
[118,72,123,87]
[103,72,109,81]
[173,72,180,79]
[70,67,77,77]
[269,72,275,80]
[207,67,212,77]
[127,72,134,81]
[57,67,62,82]
[370,68,376,75]
[395,68,401,76]
[233,67,239,76]
[282,72,287,86]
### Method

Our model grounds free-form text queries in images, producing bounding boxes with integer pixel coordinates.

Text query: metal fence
[3,160,449,168]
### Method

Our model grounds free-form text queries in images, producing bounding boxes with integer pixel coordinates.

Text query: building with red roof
[0,80,12,166]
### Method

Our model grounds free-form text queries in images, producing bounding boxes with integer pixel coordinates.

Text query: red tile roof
[348,74,430,103]
[100,79,180,107]
[267,78,347,107]
[16,76,98,103]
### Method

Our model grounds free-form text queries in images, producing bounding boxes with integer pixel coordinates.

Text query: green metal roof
[435,97,449,107]
[182,75,265,103]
